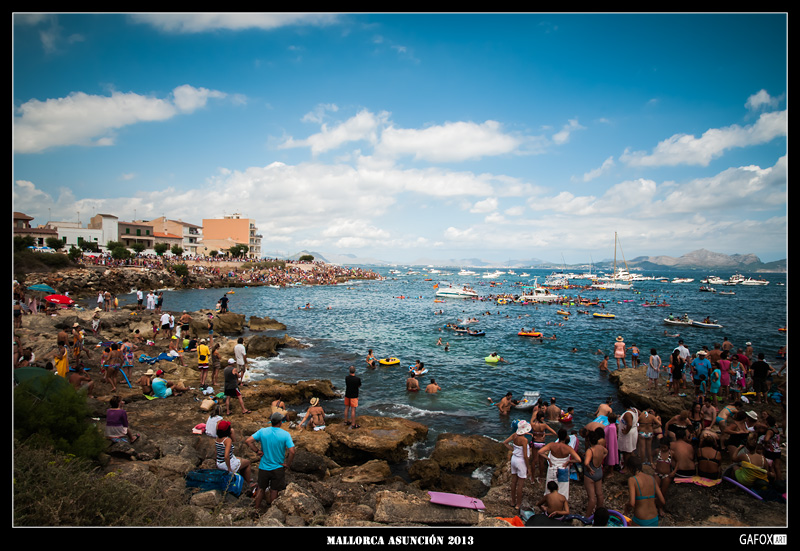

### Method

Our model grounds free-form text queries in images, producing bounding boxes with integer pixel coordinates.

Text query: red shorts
[345,397,358,408]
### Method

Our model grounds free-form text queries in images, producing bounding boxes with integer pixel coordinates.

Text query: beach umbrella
[27,283,56,293]
[44,294,74,305]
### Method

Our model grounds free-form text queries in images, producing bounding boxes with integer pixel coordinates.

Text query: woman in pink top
[603,412,619,477]
[614,336,627,369]
[718,350,732,402]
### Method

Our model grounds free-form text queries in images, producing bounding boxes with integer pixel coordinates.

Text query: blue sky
[13,13,787,264]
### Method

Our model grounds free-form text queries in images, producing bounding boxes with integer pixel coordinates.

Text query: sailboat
[591,232,633,290]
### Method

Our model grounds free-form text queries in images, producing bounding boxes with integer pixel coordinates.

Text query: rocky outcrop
[14,304,787,528]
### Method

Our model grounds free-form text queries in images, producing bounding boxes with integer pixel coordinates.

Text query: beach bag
[185,468,244,497]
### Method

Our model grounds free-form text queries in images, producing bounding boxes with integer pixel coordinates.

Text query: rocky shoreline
[13,265,787,530]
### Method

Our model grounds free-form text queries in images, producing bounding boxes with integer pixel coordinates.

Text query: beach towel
[137,352,176,365]
[674,475,722,488]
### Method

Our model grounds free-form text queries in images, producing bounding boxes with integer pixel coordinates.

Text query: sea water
[156,268,787,456]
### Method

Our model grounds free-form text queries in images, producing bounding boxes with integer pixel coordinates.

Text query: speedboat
[739,277,769,286]
[435,282,479,299]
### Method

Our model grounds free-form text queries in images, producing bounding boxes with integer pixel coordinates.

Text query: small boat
[690,320,723,329]
[664,317,693,326]
[593,312,616,319]
[556,309,570,316]
[518,331,543,338]
[379,357,400,366]
[514,391,541,411]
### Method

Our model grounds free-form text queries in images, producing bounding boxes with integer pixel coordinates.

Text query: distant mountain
[624,249,785,272]
[276,248,785,272]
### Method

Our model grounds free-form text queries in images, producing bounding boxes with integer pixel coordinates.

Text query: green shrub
[14,379,107,460]
[13,441,199,526]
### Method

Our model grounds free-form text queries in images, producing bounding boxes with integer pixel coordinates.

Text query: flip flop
[130,434,140,443]
[243,410,252,414]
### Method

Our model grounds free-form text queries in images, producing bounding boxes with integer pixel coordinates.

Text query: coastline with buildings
[13,211,260,259]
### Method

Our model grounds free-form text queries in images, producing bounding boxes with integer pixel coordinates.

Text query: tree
[154,243,170,256]
[45,237,65,251]
[68,246,82,262]
[131,242,146,255]
[228,244,249,258]
[110,246,131,261]
[299,254,314,262]
[170,245,184,257]
[14,235,36,252]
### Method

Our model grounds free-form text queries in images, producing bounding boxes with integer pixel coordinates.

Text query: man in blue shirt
[690,351,712,394]
[246,412,295,511]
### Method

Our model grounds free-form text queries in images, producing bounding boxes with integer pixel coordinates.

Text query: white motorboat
[435,282,479,299]
[518,280,564,303]
[739,277,769,286]
[671,278,695,284]
[458,269,477,276]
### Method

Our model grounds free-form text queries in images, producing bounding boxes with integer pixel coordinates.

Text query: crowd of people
[497,334,786,526]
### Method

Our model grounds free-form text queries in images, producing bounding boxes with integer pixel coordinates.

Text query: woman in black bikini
[696,437,722,480]
[530,411,557,480]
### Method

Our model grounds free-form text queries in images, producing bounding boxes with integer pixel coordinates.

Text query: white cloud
[377,120,522,162]
[581,156,615,182]
[129,13,339,33]
[745,89,782,111]
[14,85,228,153]
[551,118,585,145]
[620,110,787,167]
[470,197,498,214]
[279,109,389,155]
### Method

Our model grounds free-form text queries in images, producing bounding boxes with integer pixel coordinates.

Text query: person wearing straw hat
[298,397,326,431]
[614,336,627,369]
[136,368,155,395]
[503,419,533,510]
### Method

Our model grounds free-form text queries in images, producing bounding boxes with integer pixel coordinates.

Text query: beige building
[201,213,261,258]
[118,220,155,249]
[148,217,203,255]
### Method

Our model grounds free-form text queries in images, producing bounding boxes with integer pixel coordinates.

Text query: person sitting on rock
[298,397,326,431]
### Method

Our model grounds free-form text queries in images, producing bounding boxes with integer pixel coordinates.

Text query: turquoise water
[156,268,787,456]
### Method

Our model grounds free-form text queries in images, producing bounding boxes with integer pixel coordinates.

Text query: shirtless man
[406,373,420,392]
[545,397,563,421]
[299,397,326,430]
[425,379,441,394]
[68,365,95,397]
[537,481,569,517]
[594,398,614,421]
[489,392,518,415]
[669,429,697,480]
